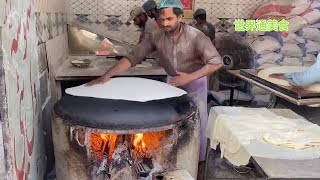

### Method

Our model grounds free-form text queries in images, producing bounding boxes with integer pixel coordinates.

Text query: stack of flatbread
[262,124,320,150]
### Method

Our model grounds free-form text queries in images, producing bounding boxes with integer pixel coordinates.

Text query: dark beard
[166,23,180,33]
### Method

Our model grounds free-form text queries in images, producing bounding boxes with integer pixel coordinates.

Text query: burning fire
[100,133,108,140]
[89,131,165,161]
[132,132,166,158]
[133,133,146,152]
[90,133,117,161]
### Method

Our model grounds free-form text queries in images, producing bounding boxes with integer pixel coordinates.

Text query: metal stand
[229,87,234,106]
[203,138,211,180]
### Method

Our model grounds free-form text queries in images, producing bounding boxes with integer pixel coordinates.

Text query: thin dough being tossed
[66,77,187,102]
[257,66,320,92]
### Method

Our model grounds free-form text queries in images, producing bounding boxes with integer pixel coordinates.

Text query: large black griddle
[240,69,320,99]
[54,94,196,133]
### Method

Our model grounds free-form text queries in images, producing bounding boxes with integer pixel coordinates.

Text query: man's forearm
[104,58,132,77]
[190,63,223,81]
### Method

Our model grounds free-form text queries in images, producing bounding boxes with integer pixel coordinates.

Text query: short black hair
[159,7,184,17]
[139,13,148,18]
[173,8,183,17]
[194,14,206,20]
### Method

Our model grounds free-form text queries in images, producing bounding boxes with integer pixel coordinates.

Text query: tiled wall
[0,123,5,177]
[69,0,146,45]
[34,0,69,176]
[0,0,71,177]
[1,0,47,178]
[0,4,68,176]
[0,0,4,25]
[35,12,68,44]
[34,0,66,12]
[35,0,67,44]
[68,0,271,44]
[34,0,68,110]
[34,0,67,44]
[35,1,68,114]
[0,26,6,178]
[0,5,10,172]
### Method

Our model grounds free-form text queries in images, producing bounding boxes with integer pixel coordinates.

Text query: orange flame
[100,133,108,140]
[90,132,165,161]
[133,133,146,149]
[91,133,117,161]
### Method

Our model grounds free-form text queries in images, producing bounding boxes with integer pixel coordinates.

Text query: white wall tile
[34,0,67,12]
[67,0,273,44]
[37,43,48,74]
[40,13,49,42]
[0,123,5,177]
[98,2,126,20]
[0,0,4,26]
[51,13,58,37]
[45,32,68,73]
[71,0,97,14]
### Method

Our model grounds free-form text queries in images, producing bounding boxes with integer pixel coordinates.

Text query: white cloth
[206,107,320,166]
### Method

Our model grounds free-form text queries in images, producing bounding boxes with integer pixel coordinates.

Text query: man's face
[194,17,200,24]
[133,14,147,28]
[159,8,181,32]
[146,10,154,18]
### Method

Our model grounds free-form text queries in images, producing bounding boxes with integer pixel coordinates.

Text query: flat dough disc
[65,77,187,102]
[257,66,320,92]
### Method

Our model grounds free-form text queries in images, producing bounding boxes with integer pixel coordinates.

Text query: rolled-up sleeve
[196,33,222,65]
[125,34,155,67]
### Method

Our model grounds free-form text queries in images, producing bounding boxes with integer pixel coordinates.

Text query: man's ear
[151,9,156,14]
[178,14,183,22]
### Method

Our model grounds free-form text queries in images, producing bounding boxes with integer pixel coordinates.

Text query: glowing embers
[91,133,117,161]
[131,132,165,159]
[71,128,167,179]
[88,132,166,161]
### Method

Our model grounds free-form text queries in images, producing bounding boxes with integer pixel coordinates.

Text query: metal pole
[230,87,234,106]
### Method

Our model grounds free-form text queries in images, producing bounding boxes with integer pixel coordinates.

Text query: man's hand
[269,73,284,80]
[168,71,194,87]
[85,58,132,86]
[85,75,111,86]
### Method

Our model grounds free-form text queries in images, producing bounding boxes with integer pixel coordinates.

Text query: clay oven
[52,92,200,179]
